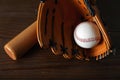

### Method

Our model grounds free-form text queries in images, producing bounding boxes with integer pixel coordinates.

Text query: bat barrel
[4,21,37,60]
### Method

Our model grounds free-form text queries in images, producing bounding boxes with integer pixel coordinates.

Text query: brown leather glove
[37,0,112,60]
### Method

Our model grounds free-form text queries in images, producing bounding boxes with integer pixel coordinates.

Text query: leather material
[37,0,111,60]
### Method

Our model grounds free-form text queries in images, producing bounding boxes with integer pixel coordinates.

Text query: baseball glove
[37,0,112,60]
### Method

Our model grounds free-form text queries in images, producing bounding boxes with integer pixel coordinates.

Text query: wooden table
[0,0,120,79]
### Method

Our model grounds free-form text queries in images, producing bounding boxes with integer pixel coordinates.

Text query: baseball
[74,21,101,48]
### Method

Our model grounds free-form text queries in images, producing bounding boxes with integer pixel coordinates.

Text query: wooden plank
[0,0,120,79]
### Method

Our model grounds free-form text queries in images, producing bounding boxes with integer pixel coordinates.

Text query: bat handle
[4,21,37,60]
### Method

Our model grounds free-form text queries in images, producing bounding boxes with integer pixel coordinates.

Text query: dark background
[0,0,120,79]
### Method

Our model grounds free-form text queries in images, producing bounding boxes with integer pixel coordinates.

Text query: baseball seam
[74,32,100,43]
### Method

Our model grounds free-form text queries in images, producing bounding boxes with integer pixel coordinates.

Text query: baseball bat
[4,21,37,60]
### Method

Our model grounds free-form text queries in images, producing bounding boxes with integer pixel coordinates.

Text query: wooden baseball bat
[4,21,37,60]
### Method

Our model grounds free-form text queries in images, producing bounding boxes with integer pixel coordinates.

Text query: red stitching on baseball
[75,32,100,43]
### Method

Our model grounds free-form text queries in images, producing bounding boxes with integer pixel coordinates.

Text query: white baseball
[74,21,101,48]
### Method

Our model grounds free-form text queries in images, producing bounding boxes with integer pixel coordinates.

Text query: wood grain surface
[0,0,120,79]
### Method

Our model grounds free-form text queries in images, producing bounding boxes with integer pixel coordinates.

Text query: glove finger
[38,0,57,49]
[50,2,63,55]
